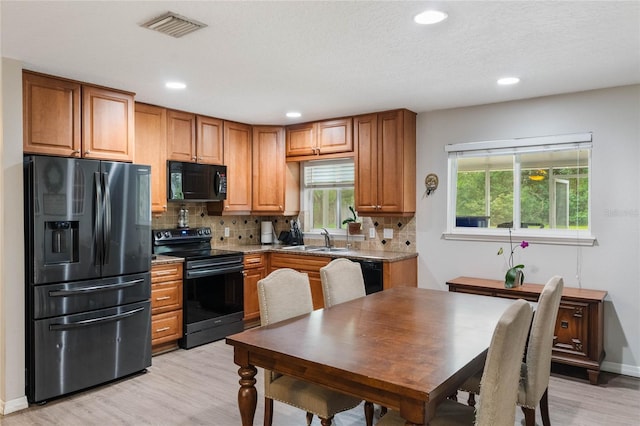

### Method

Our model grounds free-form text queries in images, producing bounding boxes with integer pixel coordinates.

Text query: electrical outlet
[383,228,393,239]
[224,227,230,237]
[369,227,376,238]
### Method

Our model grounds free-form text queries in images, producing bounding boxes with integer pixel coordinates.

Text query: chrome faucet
[321,228,331,248]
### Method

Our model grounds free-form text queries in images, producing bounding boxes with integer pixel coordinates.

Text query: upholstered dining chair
[459,276,564,426]
[320,258,381,418]
[377,298,534,426]
[257,268,372,426]
[320,258,366,307]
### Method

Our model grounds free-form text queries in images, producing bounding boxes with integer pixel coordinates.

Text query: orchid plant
[498,228,529,288]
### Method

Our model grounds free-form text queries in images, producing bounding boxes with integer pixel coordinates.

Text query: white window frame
[444,133,595,246]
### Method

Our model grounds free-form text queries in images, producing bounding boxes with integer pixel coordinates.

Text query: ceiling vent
[141,12,207,38]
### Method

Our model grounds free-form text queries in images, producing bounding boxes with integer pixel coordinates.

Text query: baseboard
[601,361,640,378]
[1,395,29,415]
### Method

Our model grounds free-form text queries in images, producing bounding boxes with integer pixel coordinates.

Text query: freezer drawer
[32,272,151,319]
[29,300,151,403]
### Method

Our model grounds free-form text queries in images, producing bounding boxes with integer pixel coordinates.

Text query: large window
[446,133,593,244]
[302,159,354,232]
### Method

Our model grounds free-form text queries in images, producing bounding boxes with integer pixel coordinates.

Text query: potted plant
[342,206,361,234]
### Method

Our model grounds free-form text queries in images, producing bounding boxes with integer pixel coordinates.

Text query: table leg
[237,364,258,426]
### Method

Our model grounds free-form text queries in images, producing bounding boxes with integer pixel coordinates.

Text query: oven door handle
[48,279,145,297]
[186,265,244,279]
[49,306,146,331]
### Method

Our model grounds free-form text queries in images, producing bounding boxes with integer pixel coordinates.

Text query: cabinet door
[553,300,590,359]
[285,122,316,157]
[376,110,405,212]
[135,103,167,214]
[82,85,134,162]
[252,126,285,213]
[223,121,252,213]
[354,113,379,214]
[23,71,81,157]
[196,115,224,164]
[167,110,196,162]
[243,266,265,322]
[316,118,353,155]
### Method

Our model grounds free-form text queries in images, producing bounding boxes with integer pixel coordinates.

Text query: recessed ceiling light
[166,81,186,89]
[286,112,302,118]
[497,77,520,85]
[414,10,448,25]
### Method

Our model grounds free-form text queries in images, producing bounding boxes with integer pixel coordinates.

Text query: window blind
[303,159,354,187]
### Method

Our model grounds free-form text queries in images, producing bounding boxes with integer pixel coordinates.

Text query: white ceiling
[2,1,639,125]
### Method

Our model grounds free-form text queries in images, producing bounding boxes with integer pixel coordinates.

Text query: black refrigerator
[24,155,152,403]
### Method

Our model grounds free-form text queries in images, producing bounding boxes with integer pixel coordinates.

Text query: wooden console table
[446,276,607,385]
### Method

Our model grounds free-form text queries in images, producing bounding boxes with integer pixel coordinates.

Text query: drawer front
[151,310,183,345]
[270,253,331,271]
[151,280,182,314]
[151,263,183,283]
[244,253,266,269]
[553,300,589,358]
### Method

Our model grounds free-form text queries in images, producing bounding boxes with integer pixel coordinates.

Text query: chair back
[258,268,313,326]
[475,299,533,426]
[519,276,564,406]
[320,258,366,307]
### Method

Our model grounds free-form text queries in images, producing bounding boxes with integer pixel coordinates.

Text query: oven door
[182,265,244,348]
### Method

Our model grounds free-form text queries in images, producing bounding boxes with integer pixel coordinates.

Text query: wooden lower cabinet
[243,253,267,324]
[151,262,184,355]
[269,253,331,310]
[446,276,607,384]
[383,257,417,289]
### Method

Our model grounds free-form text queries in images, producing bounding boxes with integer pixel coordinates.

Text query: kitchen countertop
[233,244,417,262]
[151,246,417,264]
[151,254,185,265]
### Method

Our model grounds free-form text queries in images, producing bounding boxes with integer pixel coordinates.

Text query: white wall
[416,85,640,377]
[0,57,28,414]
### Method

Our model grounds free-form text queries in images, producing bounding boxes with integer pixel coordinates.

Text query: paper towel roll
[261,221,273,244]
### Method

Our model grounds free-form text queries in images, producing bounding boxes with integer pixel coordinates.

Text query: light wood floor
[3,339,639,425]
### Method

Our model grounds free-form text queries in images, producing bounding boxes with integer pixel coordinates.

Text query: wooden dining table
[226,287,520,425]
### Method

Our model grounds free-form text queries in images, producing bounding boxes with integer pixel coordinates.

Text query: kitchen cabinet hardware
[155,326,171,333]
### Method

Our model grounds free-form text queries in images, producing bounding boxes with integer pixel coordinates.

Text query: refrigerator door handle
[102,172,111,265]
[94,172,103,266]
[48,306,146,331]
[48,279,146,297]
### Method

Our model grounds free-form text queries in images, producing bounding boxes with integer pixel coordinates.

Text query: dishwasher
[354,259,383,294]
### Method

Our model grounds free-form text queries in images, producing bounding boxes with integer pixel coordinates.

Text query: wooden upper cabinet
[134,103,168,214]
[196,115,224,164]
[23,71,134,162]
[167,110,196,162]
[23,71,81,157]
[285,117,353,160]
[252,126,285,213]
[222,121,252,213]
[355,109,416,216]
[82,85,134,161]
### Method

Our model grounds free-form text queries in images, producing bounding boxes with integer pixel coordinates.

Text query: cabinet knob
[71,150,80,155]
[192,156,197,161]
[85,150,91,155]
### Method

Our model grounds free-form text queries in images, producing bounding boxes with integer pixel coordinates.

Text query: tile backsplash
[152,203,416,253]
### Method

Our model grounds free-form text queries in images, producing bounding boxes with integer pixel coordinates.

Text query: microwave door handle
[94,172,103,266]
[102,172,111,265]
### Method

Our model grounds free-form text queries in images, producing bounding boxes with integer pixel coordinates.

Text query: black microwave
[167,161,227,202]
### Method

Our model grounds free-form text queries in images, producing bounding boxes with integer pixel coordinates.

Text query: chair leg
[264,397,274,426]
[521,406,536,426]
[364,401,374,426]
[319,416,334,426]
[380,405,388,417]
[540,387,551,426]
[467,392,476,407]
[306,412,313,425]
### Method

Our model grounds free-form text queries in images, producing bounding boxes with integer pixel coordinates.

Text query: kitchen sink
[280,245,349,253]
